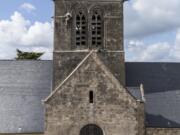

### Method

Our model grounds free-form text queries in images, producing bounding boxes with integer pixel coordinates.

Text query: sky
[0,0,180,62]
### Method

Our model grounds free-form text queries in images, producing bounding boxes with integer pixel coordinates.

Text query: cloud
[20,3,36,12]
[124,0,180,38]
[126,41,171,61]
[125,28,180,62]
[170,29,180,59]
[124,0,180,62]
[0,11,53,60]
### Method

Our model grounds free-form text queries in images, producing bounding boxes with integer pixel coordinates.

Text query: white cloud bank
[126,29,180,62]
[0,11,53,59]
[124,0,180,62]
[20,3,36,12]
[124,0,180,38]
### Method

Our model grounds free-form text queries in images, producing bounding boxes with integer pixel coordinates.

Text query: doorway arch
[80,124,103,135]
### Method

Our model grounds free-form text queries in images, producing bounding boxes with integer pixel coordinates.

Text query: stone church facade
[44,52,145,135]
[43,0,180,135]
[45,0,178,135]
[44,0,145,135]
[1,0,180,135]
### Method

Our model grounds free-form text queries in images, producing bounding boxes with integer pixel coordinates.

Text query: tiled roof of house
[0,60,52,133]
[126,62,180,128]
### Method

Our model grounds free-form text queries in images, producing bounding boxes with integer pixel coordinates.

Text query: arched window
[91,9,103,48]
[74,10,87,48]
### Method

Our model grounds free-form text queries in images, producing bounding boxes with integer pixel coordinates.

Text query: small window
[89,91,94,103]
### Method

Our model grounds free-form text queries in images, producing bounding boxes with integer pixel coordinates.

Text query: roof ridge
[43,50,95,102]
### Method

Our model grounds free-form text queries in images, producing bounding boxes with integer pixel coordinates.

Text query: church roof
[126,62,180,128]
[0,60,180,133]
[0,60,52,133]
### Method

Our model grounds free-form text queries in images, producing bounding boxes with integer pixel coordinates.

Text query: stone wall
[53,0,126,89]
[137,102,145,135]
[54,0,124,51]
[146,128,180,135]
[45,53,145,135]
[53,52,125,89]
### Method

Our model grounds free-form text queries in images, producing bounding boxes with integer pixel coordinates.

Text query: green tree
[15,49,44,60]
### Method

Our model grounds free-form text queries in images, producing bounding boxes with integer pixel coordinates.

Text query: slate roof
[125,62,180,93]
[127,87,142,100]
[0,61,180,133]
[0,60,52,133]
[126,62,180,128]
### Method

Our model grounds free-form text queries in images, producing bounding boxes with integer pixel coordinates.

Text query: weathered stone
[53,0,125,86]
[44,0,180,135]
[46,0,145,134]
[44,53,145,135]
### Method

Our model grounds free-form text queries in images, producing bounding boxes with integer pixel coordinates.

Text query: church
[0,0,180,135]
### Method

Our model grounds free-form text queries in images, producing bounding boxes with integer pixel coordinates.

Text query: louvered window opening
[76,11,87,47]
[91,11,102,48]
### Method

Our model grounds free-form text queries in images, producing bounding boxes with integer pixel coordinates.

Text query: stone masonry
[44,52,145,135]
[53,0,125,89]
[43,0,180,135]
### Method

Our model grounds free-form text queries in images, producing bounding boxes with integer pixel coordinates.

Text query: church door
[80,124,103,135]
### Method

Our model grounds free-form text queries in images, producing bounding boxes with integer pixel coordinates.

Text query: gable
[44,52,144,135]
[44,52,137,107]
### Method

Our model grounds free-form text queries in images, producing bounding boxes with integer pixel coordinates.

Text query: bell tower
[53,0,125,89]
[45,1,145,135]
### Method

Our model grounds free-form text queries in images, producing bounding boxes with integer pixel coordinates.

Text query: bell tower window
[75,10,87,48]
[91,9,103,48]
[73,7,103,49]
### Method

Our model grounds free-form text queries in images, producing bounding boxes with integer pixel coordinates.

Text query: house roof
[127,87,142,100]
[0,60,52,133]
[0,60,180,133]
[125,62,180,94]
[126,62,180,128]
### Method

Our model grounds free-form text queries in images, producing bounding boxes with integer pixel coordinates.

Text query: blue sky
[0,0,53,22]
[0,0,53,59]
[0,0,180,61]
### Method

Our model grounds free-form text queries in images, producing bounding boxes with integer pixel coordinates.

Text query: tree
[15,49,44,60]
